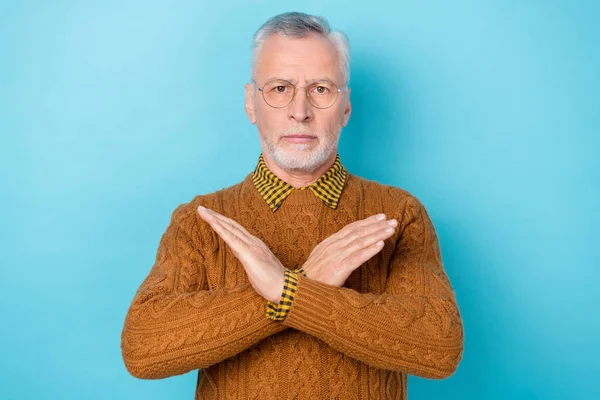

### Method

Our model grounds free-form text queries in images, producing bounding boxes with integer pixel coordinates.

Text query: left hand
[302,213,397,287]
[197,206,285,303]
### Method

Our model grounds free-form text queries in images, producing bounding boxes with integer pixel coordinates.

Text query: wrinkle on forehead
[264,77,336,85]
[254,33,343,85]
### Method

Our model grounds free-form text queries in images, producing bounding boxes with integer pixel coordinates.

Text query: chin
[286,143,315,152]
[270,146,333,172]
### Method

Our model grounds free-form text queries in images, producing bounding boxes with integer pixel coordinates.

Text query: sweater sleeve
[281,195,464,379]
[120,203,287,379]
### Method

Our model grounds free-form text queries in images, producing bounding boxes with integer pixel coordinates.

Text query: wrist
[265,268,300,321]
[268,268,286,303]
[296,265,308,278]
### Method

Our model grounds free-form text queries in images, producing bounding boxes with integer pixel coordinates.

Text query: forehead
[254,33,342,83]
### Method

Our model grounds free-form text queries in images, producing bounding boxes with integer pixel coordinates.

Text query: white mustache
[279,125,318,136]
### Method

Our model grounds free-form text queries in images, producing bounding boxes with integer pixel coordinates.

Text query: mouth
[282,135,317,144]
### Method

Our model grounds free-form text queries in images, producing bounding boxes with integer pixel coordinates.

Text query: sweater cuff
[281,273,336,334]
[265,267,305,321]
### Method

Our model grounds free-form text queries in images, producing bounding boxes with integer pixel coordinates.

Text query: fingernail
[385,227,394,233]
[375,214,386,220]
[387,219,397,226]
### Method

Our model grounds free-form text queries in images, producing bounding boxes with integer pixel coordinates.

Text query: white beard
[259,124,341,173]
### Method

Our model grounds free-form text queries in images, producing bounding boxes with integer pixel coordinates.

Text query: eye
[311,85,331,95]
[267,83,293,94]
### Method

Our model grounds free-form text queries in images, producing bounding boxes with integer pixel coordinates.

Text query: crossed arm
[121,197,463,379]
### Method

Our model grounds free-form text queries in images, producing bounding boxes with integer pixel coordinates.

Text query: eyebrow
[269,77,335,84]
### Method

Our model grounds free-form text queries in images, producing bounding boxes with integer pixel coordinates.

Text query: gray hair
[251,12,350,84]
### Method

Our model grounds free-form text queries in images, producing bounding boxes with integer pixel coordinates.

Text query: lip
[282,135,316,144]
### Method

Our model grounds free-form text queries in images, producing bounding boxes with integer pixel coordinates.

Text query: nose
[287,88,314,123]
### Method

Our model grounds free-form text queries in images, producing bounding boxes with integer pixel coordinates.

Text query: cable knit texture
[120,172,464,399]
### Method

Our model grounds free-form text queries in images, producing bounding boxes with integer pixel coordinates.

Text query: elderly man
[121,11,464,399]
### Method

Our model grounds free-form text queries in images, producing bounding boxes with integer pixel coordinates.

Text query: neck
[262,152,337,188]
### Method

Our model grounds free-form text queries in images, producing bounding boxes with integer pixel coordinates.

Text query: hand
[197,206,285,303]
[302,213,398,287]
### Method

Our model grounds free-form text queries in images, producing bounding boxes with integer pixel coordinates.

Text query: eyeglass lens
[261,79,340,108]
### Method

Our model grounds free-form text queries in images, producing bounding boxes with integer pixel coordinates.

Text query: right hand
[302,213,398,287]
[197,206,286,303]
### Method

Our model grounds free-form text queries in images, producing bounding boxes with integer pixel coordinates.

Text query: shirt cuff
[265,267,307,321]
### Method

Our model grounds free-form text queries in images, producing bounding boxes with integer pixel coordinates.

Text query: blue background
[1,1,598,399]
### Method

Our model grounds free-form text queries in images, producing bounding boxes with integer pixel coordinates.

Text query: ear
[341,88,351,128]
[245,83,257,125]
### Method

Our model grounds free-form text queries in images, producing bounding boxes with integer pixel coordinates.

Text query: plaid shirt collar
[252,153,347,212]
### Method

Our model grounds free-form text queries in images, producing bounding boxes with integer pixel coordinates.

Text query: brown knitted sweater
[120,172,464,399]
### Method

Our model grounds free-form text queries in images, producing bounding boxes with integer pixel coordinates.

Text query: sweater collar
[252,153,347,212]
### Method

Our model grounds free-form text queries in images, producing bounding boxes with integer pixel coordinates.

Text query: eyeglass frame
[251,78,349,109]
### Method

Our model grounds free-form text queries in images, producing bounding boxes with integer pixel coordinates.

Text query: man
[121,11,464,399]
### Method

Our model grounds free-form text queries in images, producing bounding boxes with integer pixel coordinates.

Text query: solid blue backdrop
[1,1,598,399]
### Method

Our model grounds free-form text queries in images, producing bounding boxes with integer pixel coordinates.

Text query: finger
[345,213,387,230]
[198,207,249,251]
[315,223,394,269]
[336,213,388,240]
[199,206,253,244]
[211,219,250,256]
[318,214,393,252]
[206,208,253,238]
[332,217,397,251]
[342,240,386,271]
[340,218,398,248]
[338,224,396,263]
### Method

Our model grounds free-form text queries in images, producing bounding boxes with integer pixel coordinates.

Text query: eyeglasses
[252,78,348,109]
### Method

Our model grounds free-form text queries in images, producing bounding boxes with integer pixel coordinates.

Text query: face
[245,33,351,173]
